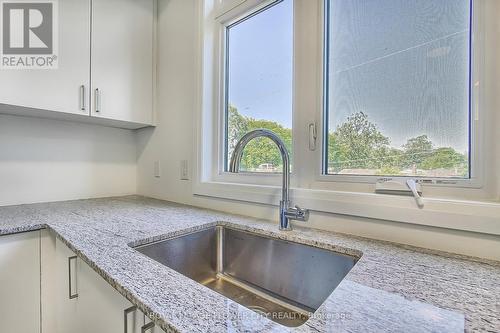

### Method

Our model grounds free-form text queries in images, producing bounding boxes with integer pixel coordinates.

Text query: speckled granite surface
[0,196,499,332]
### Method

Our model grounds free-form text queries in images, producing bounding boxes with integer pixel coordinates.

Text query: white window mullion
[292,0,323,190]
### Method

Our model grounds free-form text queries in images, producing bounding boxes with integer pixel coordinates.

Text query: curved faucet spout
[229,129,290,203]
[229,129,308,231]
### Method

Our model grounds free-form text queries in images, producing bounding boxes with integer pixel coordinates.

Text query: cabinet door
[41,230,57,333]
[0,0,91,116]
[78,258,136,333]
[54,237,83,333]
[0,231,40,333]
[91,0,154,125]
[142,317,166,333]
[53,236,144,333]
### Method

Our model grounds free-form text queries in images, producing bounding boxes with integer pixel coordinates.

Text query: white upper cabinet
[0,0,90,116]
[91,0,155,125]
[0,0,155,128]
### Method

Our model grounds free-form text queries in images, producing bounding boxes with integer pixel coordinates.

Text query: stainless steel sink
[135,226,358,327]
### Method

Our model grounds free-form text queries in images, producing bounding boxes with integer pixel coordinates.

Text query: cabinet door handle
[124,306,137,333]
[141,322,155,333]
[94,88,101,113]
[79,85,86,111]
[68,256,78,299]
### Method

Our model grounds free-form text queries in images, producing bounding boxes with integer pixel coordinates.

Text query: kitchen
[0,0,499,332]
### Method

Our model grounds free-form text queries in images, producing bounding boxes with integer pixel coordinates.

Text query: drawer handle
[141,322,155,333]
[124,306,137,333]
[68,256,78,299]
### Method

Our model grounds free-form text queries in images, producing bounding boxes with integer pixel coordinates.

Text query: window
[224,0,293,173]
[205,0,485,196]
[323,0,472,180]
[197,0,494,231]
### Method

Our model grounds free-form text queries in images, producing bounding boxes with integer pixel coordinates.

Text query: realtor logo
[1,0,58,69]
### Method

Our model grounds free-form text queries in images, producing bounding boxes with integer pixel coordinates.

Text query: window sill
[193,180,500,236]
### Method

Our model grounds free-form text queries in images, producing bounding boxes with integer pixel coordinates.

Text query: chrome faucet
[229,129,309,231]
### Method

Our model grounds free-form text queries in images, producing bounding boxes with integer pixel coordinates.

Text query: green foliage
[227,105,292,171]
[328,112,390,171]
[227,105,249,154]
[373,146,404,172]
[377,166,403,176]
[421,147,468,171]
[401,135,433,168]
[228,106,468,176]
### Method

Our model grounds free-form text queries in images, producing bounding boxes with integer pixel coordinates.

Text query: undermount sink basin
[135,226,358,327]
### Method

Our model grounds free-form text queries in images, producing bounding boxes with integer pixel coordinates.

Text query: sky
[227,0,471,152]
[227,0,293,127]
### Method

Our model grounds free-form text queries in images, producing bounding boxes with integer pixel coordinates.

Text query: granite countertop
[0,196,499,332]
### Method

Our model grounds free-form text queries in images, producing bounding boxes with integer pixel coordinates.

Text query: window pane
[225,0,293,173]
[325,0,471,178]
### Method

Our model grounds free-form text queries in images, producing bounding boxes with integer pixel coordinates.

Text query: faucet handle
[285,205,310,222]
[297,206,310,221]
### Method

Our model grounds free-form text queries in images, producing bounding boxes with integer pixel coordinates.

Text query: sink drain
[247,305,270,316]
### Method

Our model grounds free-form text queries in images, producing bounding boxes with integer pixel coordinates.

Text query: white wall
[0,114,137,206]
[136,0,500,261]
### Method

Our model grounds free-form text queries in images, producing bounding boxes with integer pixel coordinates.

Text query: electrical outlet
[180,160,189,180]
[154,161,161,178]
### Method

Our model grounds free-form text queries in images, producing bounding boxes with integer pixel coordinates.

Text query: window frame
[212,0,484,190]
[315,0,484,189]
[212,0,294,186]
[198,0,490,202]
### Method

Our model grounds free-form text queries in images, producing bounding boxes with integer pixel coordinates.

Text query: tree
[328,132,346,172]
[372,146,404,172]
[227,106,292,171]
[421,147,468,171]
[229,106,468,176]
[330,112,390,170]
[402,135,433,169]
[227,105,249,158]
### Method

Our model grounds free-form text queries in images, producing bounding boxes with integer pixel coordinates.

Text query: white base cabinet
[0,230,164,333]
[0,231,41,333]
[50,236,164,333]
